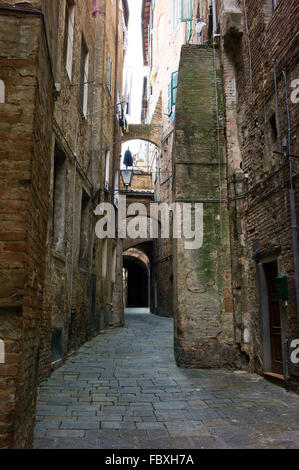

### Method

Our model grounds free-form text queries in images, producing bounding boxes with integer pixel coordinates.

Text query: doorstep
[264,371,285,386]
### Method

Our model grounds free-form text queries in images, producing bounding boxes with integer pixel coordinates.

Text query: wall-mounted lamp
[120,167,133,190]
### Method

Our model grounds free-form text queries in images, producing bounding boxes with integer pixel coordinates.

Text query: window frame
[105,150,110,190]
[65,0,75,80]
[171,71,178,106]
[107,52,113,95]
[52,144,67,255]
[168,71,179,116]
[79,189,90,268]
[80,34,89,118]
[172,0,180,32]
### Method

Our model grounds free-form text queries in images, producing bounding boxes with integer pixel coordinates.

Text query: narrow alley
[1,0,299,450]
[34,311,299,449]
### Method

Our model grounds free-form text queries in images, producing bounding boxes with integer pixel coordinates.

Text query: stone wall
[172,45,236,368]
[222,0,299,378]
[0,7,54,448]
[0,0,128,447]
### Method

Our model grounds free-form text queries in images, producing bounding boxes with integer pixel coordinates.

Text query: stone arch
[122,126,161,148]
[122,94,163,148]
[123,248,150,272]
[123,247,151,309]
[0,79,5,103]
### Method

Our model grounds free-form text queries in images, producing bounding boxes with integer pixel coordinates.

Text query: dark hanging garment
[124,150,133,167]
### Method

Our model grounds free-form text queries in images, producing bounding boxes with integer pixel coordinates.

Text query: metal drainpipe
[283,69,299,324]
[273,60,282,151]
[110,0,120,326]
[212,0,217,37]
[112,0,119,196]
[68,119,80,324]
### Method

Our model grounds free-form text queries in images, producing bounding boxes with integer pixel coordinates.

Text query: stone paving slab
[34,312,299,449]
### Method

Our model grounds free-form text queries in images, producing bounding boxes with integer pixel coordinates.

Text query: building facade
[0,0,129,448]
[141,0,299,384]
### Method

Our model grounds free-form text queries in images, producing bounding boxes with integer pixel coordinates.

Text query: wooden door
[264,261,283,374]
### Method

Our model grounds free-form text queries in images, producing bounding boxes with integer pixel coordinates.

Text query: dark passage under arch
[123,256,149,308]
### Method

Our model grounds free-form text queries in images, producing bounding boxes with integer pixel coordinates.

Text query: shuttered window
[181,0,193,40]
[168,71,179,115]
[171,71,178,106]
[173,0,180,31]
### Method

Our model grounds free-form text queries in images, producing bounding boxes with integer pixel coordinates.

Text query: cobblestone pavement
[34,312,299,449]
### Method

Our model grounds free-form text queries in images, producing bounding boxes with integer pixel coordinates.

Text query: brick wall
[172,45,236,368]
[219,0,299,377]
[0,9,54,447]
[0,0,128,447]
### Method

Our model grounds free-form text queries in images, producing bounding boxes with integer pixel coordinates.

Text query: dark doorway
[90,275,96,332]
[123,258,149,308]
[264,261,283,374]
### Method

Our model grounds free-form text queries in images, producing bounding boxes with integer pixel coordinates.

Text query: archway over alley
[123,248,150,309]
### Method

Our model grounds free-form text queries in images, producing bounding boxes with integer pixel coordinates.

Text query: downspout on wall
[212,0,217,36]
[282,70,299,324]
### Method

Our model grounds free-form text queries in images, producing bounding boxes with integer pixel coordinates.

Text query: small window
[181,0,193,40]
[102,239,108,278]
[0,79,5,103]
[65,1,75,80]
[53,144,66,254]
[269,114,278,145]
[172,0,180,31]
[0,339,4,363]
[171,71,178,106]
[51,328,63,362]
[168,71,178,115]
[111,246,117,283]
[114,171,119,208]
[107,53,113,94]
[105,150,110,190]
[80,34,89,117]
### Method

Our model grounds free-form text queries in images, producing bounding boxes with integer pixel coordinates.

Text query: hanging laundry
[123,148,133,167]
[119,117,124,129]
[92,0,99,18]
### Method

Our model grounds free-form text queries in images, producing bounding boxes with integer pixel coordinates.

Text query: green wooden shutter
[181,0,193,40]
[181,0,192,21]
[187,0,193,39]
[171,71,178,106]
